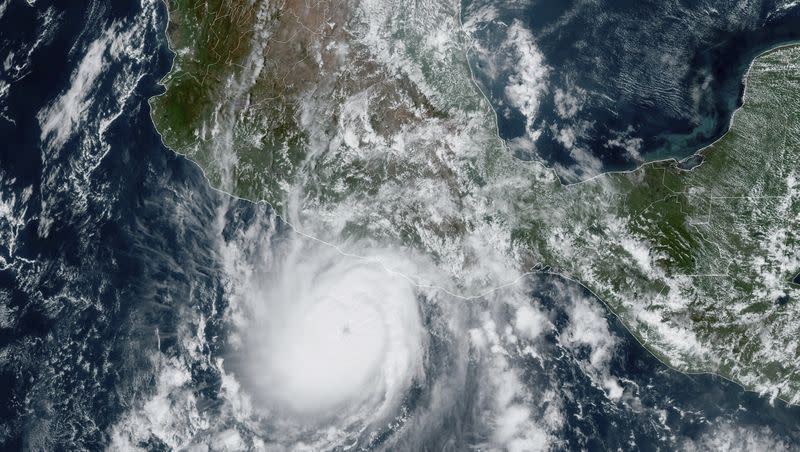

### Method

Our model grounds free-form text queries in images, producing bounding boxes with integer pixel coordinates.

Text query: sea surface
[0,0,798,449]
[464,0,800,180]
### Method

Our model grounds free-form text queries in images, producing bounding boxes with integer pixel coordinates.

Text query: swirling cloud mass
[234,241,425,425]
[8,0,789,450]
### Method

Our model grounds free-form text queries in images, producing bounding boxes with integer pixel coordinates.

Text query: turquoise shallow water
[0,0,798,449]
[464,0,800,180]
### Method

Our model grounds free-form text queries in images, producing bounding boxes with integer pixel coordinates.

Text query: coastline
[150,0,800,407]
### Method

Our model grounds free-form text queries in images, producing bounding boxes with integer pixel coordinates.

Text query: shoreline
[150,0,800,408]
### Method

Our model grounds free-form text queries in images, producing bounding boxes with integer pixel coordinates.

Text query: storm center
[235,245,426,422]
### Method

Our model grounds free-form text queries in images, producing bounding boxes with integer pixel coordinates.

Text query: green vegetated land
[153,0,310,203]
[151,0,800,402]
[517,46,800,399]
[154,0,259,150]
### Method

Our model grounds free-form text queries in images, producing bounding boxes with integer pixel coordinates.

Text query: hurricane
[2,0,800,450]
[230,238,426,427]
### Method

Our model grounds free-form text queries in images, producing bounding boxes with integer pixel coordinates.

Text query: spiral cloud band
[237,241,426,425]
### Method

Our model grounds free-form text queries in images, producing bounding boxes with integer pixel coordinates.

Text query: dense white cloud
[235,239,426,421]
[501,21,550,134]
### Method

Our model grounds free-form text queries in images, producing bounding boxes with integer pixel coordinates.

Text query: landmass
[151,0,800,402]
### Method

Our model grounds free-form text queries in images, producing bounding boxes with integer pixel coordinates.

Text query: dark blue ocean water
[0,0,798,449]
[529,275,800,450]
[0,1,229,448]
[464,0,800,181]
